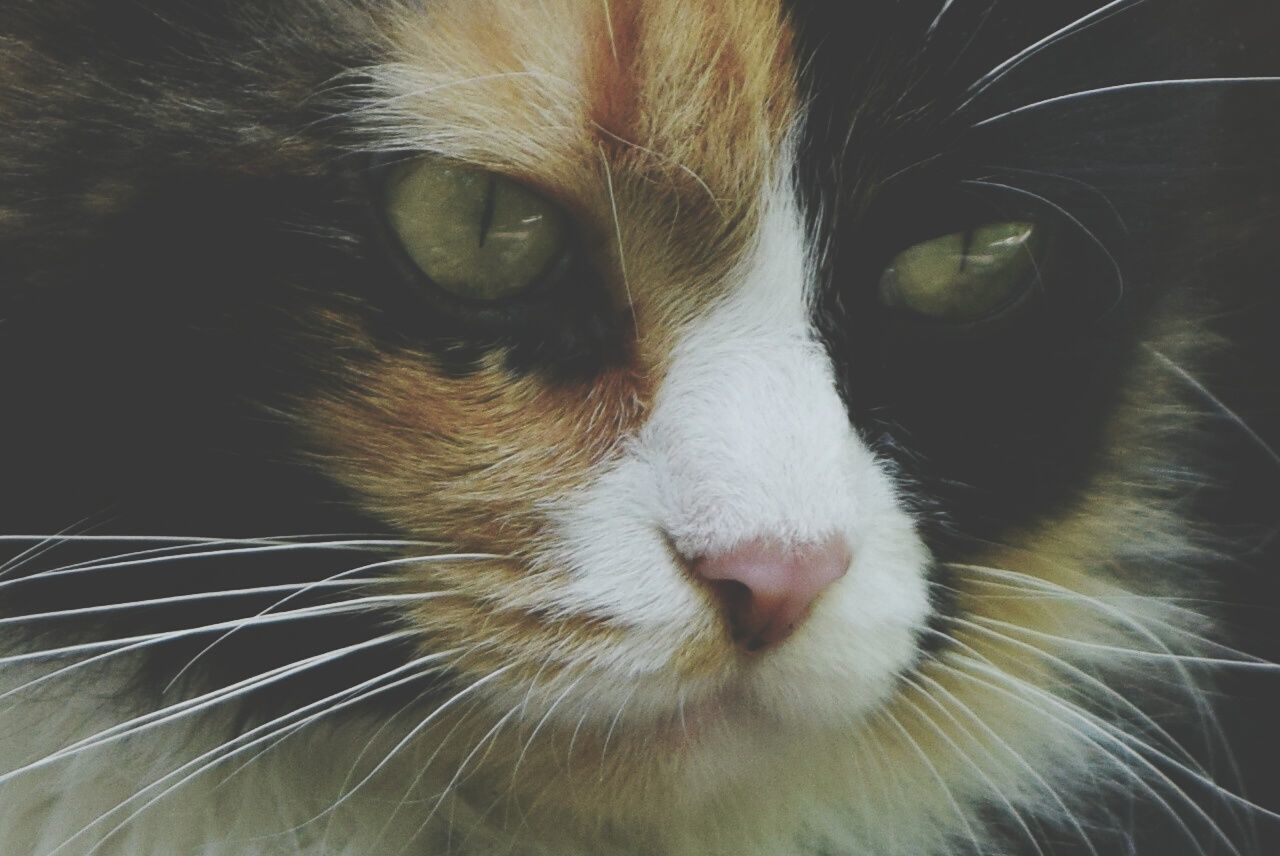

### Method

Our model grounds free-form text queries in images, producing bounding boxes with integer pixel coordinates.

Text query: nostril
[692,535,851,652]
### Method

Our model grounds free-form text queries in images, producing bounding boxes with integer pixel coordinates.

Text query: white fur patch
[543,172,931,727]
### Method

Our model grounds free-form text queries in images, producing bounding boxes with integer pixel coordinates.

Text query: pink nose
[692,535,851,652]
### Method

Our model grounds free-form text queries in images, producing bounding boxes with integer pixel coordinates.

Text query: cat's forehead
[372,0,797,234]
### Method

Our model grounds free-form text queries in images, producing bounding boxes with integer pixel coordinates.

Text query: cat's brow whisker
[958,0,1149,111]
[54,649,468,856]
[591,122,722,213]
[980,165,1129,234]
[0,631,416,788]
[970,78,1280,130]
[598,142,640,342]
[962,179,1124,308]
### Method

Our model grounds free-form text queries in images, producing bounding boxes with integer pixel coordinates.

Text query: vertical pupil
[478,174,498,248]
[958,228,975,272]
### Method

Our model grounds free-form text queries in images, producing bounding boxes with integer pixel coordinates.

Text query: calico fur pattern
[0,1,1276,855]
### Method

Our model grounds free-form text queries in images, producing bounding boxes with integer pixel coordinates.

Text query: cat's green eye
[878,222,1041,323]
[384,158,570,301]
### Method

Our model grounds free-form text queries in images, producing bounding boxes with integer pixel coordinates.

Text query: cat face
[1,0,1271,853]
[296,0,936,739]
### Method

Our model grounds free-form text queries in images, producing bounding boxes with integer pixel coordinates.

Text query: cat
[0,0,1277,854]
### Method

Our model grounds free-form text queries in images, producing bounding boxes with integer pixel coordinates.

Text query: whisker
[0,579,395,628]
[0,513,110,580]
[961,179,1124,309]
[878,707,987,854]
[896,680,1051,856]
[511,671,587,785]
[0,631,415,788]
[409,700,524,849]
[948,563,1273,664]
[1147,346,1280,473]
[912,665,1102,856]
[40,533,421,574]
[979,165,1129,234]
[598,142,640,342]
[967,615,1280,671]
[957,0,1149,112]
[925,0,959,39]
[0,593,449,702]
[953,648,1277,833]
[0,539,444,594]
[163,553,493,692]
[287,665,515,829]
[51,648,465,856]
[970,77,1280,130]
[937,657,1225,856]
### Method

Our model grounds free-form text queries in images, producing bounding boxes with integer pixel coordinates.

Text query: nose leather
[693,535,851,652]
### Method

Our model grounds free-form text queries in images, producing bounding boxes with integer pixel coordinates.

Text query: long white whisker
[0,539,438,593]
[925,0,958,38]
[164,553,491,692]
[969,615,1280,671]
[971,77,1280,129]
[0,579,395,627]
[949,563,1273,664]
[0,631,414,788]
[945,563,1252,818]
[941,616,1212,772]
[954,653,1276,838]
[0,593,446,701]
[878,707,986,854]
[0,514,108,580]
[958,0,1149,109]
[289,665,515,828]
[938,658,1222,856]
[942,655,1228,854]
[512,671,586,785]
[40,533,417,574]
[50,648,464,856]
[912,665,1102,856]
[598,142,640,342]
[1147,346,1280,473]
[408,700,524,851]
